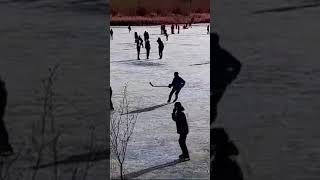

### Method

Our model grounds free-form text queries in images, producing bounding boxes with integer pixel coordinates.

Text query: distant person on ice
[172,102,190,160]
[128,25,131,33]
[212,32,241,124]
[136,35,143,60]
[178,25,180,34]
[0,77,13,156]
[157,37,164,59]
[110,29,113,40]
[207,25,210,34]
[171,24,175,34]
[145,39,151,59]
[161,24,165,34]
[134,32,138,42]
[164,29,168,41]
[168,72,185,103]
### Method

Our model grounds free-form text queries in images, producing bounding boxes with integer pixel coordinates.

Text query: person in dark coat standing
[136,36,143,60]
[0,78,13,156]
[171,24,175,34]
[211,32,241,124]
[110,29,113,40]
[178,25,180,34]
[172,102,189,160]
[167,72,185,103]
[134,32,138,42]
[164,29,169,41]
[145,39,151,59]
[157,37,164,59]
[128,25,131,33]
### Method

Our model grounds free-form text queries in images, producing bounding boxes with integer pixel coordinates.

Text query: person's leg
[173,89,181,102]
[168,89,175,103]
[161,48,163,58]
[179,134,189,158]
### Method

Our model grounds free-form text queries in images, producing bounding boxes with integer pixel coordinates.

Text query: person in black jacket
[157,38,164,59]
[212,32,241,124]
[0,77,13,156]
[145,40,151,59]
[136,35,143,60]
[110,29,113,40]
[167,72,185,103]
[172,102,189,160]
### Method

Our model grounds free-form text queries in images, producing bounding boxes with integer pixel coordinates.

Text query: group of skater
[110,23,209,61]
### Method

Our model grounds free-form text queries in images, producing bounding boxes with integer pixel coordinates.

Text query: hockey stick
[149,82,168,87]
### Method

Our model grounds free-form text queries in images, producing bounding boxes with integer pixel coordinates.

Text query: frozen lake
[111,24,210,179]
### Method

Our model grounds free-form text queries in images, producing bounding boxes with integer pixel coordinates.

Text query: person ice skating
[157,37,164,59]
[128,25,131,33]
[161,24,165,34]
[145,39,151,59]
[164,29,168,41]
[110,29,113,40]
[211,128,243,180]
[207,25,210,34]
[178,25,180,34]
[136,36,143,60]
[172,102,189,160]
[110,86,114,111]
[134,32,138,42]
[212,32,241,124]
[167,72,185,103]
[0,78,13,156]
[171,24,175,34]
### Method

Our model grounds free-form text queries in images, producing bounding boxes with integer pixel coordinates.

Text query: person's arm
[172,109,176,121]
[180,78,186,88]
[168,78,174,88]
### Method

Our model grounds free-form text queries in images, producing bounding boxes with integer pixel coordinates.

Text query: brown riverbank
[110,13,209,26]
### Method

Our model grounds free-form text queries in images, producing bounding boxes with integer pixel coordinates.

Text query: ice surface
[111,25,210,179]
